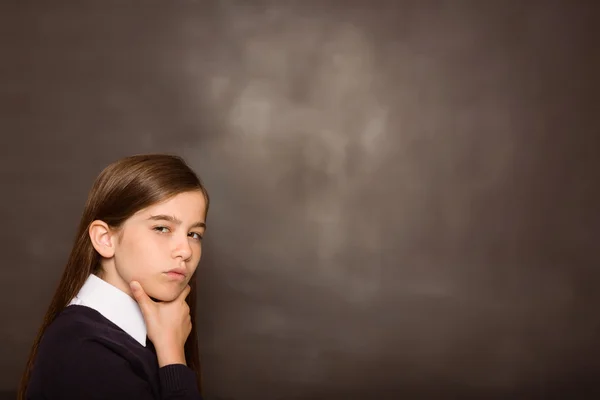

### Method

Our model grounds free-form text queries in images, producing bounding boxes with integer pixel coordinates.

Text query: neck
[96,263,133,299]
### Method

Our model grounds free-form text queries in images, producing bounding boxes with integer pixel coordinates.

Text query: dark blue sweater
[26,305,203,399]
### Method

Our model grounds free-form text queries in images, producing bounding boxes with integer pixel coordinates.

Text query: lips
[166,268,187,277]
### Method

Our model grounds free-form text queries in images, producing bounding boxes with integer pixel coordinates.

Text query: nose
[172,234,193,261]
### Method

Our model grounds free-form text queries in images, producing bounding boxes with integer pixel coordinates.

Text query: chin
[147,287,182,303]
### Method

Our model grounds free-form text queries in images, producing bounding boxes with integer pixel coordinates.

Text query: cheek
[115,236,162,278]
[192,244,203,263]
[190,246,203,270]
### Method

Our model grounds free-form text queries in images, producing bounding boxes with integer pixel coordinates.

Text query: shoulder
[45,305,108,336]
[33,338,155,399]
[38,306,107,351]
[35,305,144,372]
[32,306,156,398]
[41,305,136,349]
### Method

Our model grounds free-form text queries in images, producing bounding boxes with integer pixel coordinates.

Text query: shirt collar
[69,274,147,347]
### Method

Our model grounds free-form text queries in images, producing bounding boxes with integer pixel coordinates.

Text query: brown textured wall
[1,1,599,399]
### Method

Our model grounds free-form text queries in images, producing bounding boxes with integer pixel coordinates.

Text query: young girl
[18,154,209,399]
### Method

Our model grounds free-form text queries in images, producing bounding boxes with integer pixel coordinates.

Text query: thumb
[130,281,153,314]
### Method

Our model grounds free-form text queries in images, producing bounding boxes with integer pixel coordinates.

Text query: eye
[153,226,170,234]
[189,232,203,241]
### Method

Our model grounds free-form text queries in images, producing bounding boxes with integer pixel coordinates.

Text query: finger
[178,285,191,302]
[130,281,153,315]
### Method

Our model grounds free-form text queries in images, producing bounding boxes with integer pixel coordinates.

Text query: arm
[50,339,202,400]
[158,364,203,400]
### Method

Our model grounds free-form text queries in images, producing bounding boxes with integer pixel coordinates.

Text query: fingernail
[130,281,138,291]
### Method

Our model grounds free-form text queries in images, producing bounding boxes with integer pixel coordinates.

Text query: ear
[89,220,117,258]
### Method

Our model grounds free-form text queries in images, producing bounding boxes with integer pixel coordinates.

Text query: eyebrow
[147,214,206,229]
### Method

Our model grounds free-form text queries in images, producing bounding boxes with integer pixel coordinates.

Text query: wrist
[155,343,187,367]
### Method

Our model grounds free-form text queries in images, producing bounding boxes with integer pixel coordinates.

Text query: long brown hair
[18,153,209,399]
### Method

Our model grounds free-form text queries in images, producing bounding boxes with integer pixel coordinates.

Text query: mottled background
[1,1,599,399]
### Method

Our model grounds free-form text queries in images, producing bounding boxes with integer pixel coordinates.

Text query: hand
[130,281,192,367]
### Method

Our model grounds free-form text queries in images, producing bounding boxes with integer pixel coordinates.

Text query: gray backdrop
[1,1,599,399]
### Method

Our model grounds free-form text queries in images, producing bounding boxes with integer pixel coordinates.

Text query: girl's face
[92,190,207,302]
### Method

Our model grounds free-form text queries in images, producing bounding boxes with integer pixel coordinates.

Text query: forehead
[133,191,207,222]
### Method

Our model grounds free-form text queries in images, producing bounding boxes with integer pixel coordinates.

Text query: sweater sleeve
[159,364,203,399]
[48,339,202,400]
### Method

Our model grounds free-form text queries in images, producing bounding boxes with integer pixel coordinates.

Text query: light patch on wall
[205,20,389,270]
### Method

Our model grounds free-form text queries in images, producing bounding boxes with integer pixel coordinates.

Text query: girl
[18,154,209,399]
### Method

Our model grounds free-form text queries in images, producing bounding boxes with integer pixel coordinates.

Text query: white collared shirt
[68,274,147,347]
